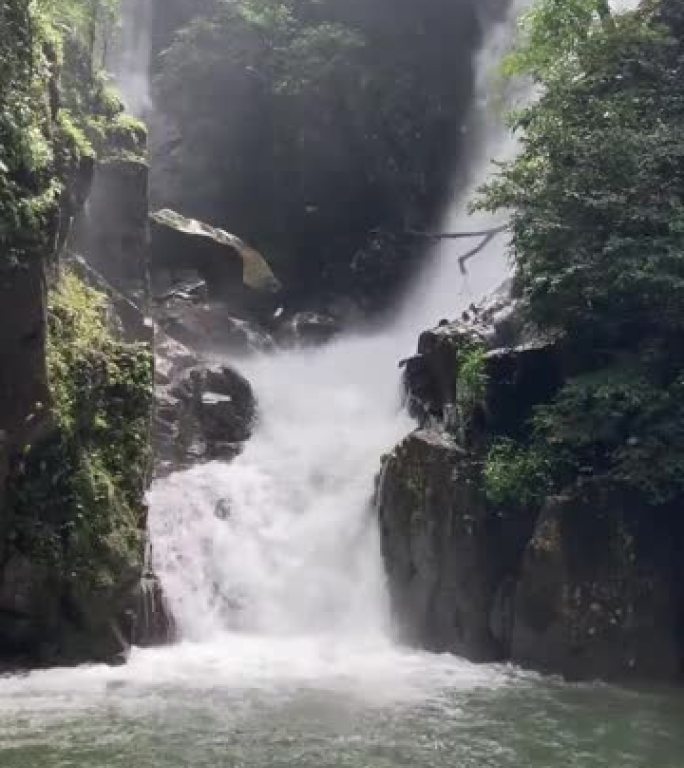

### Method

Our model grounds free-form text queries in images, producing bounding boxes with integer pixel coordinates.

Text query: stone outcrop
[379,286,684,684]
[276,311,341,347]
[154,332,257,475]
[75,156,150,302]
[155,290,274,355]
[378,429,536,661]
[149,208,281,315]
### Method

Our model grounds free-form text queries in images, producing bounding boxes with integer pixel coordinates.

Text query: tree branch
[405,224,509,240]
[405,224,509,274]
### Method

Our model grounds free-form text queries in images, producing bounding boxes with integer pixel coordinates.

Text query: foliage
[454,343,488,441]
[0,0,59,266]
[0,0,144,275]
[8,271,153,586]
[480,0,684,508]
[503,0,613,79]
[456,344,488,415]
[479,0,684,344]
[484,438,555,510]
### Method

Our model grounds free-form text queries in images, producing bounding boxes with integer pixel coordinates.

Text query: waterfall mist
[114,0,153,117]
[147,1,527,651]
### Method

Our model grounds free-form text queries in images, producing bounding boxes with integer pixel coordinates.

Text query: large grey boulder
[149,208,281,314]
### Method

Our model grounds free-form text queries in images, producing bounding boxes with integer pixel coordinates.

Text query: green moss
[8,270,153,589]
[88,112,147,160]
[56,110,95,161]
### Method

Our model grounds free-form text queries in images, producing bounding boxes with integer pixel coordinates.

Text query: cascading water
[146,2,527,650]
[112,0,153,117]
[3,4,684,766]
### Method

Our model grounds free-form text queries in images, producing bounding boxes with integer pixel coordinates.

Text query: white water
[5,9,681,764]
[146,3,528,656]
[113,0,153,116]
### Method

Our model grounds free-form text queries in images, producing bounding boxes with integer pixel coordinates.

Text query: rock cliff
[378,287,684,683]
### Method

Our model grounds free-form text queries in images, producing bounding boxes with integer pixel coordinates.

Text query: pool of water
[1,636,682,768]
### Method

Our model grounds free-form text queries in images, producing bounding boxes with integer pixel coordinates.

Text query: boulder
[377,428,535,660]
[155,294,274,355]
[154,351,257,474]
[149,208,281,314]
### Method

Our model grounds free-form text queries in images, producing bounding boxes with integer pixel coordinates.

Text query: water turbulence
[3,4,684,766]
[146,6,523,657]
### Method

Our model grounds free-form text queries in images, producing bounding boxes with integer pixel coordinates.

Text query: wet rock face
[378,428,684,683]
[276,311,341,347]
[380,285,684,684]
[0,258,51,452]
[154,334,257,474]
[377,429,535,661]
[510,493,684,682]
[75,158,150,301]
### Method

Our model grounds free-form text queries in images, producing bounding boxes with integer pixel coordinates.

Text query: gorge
[1,0,683,765]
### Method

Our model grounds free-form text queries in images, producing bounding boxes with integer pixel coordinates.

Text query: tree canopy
[480,0,684,506]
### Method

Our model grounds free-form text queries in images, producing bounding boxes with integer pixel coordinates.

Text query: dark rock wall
[75,157,150,303]
[0,259,51,452]
[380,291,684,684]
[146,0,513,311]
[378,429,536,661]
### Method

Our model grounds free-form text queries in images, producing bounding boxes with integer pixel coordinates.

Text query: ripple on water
[0,639,683,768]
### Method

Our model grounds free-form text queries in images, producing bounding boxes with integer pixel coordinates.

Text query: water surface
[1,638,682,768]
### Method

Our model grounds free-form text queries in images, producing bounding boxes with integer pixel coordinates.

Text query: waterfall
[147,3,527,647]
[113,0,153,117]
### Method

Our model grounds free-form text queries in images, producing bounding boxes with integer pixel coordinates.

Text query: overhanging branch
[406,224,509,274]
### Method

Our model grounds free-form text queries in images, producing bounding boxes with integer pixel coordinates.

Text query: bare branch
[405,224,509,241]
[405,224,509,274]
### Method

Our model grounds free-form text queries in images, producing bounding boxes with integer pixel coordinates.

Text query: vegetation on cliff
[479,0,684,508]
[4,270,153,657]
[0,0,153,661]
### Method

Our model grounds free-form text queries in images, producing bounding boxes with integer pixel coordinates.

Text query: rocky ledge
[378,286,684,684]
